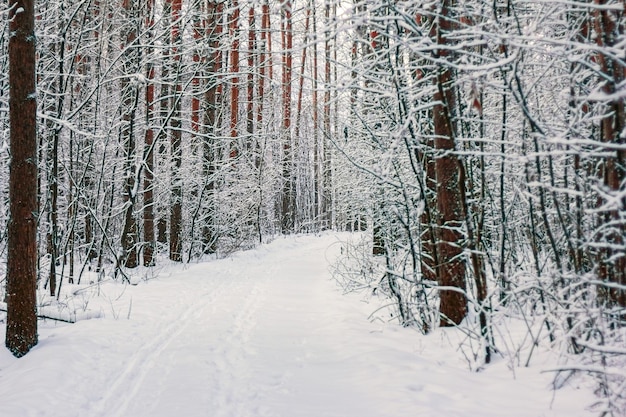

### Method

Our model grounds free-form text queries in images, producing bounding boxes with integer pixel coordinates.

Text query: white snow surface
[0,233,594,417]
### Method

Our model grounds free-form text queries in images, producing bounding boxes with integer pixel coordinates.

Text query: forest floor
[0,233,595,417]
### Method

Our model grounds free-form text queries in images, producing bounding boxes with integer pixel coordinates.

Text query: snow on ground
[0,233,595,417]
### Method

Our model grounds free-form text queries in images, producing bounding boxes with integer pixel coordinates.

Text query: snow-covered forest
[0,0,624,415]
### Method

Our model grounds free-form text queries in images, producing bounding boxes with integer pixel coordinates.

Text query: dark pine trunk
[593,2,626,307]
[433,0,467,326]
[169,0,183,262]
[143,0,156,267]
[6,0,39,357]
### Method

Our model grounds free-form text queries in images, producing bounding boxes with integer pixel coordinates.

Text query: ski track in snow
[92,282,224,417]
[210,269,268,417]
[0,234,595,417]
[93,248,283,417]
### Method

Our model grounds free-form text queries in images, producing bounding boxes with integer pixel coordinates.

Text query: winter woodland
[0,0,624,415]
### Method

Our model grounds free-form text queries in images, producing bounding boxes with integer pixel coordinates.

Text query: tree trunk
[202,0,223,254]
[321,0,332,230]
[311,2,320,228]
[191,9,202,144]
[157,1,171,246]
[246,6,256,139]
[143,0,156,267]
[419,134,439,284]
[6,0,38,357]
[229,0,240,149]
[119,0,139,269]
[433,0,467,326]
[593,1,626,307]
[280,0,295,233]
[258,1,269,127]
[169,0,183,262]
[293,5,312,229]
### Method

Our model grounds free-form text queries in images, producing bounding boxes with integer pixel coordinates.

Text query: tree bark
[433,0,467,326]
[119,0,139,269]
[246,6,256,138]
[229,0,240,149]
[143,0,156,267]
[6,0,39,357]
[311,2,320,227]
[202,0,223,255]
[280,0,295,233]
[169,0,183,262]
[258,1,269,127]
[593,0,625,307]
[321,0,332,230]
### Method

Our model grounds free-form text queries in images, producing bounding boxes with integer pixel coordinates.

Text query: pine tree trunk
[143,0,156,267]
[433,0,467,326]
[6,0,38,357]
[280,0,295,233]
[119,0,139,269]
[202,0,223,254]
[419,140,439,284]
[47,111,59,296]
[169,0,183,262]
[593,2,625,307]
[157,1,171,246]
[311,2,320,228]
[258,1,268,127]
[229,0,240,148]
[246,6,256,138]
[192,11,202,143]
[321,0,332,230]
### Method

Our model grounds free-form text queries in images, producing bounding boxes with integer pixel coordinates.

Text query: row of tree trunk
[3,0,341,356]
[3,1,624,379]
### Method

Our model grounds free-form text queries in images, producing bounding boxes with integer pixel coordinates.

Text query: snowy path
[0,234,592,417]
